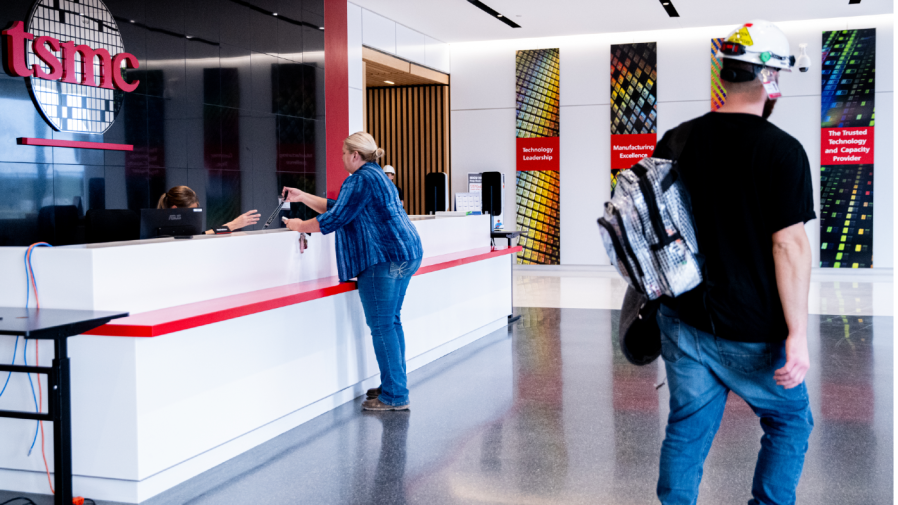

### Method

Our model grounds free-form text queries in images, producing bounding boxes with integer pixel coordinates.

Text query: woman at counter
[158,186,261,233]
[282,132,423,411]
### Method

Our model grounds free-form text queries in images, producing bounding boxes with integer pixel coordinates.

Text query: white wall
[347,2,452,141]
[450,14,894,270]
[347,3,365,134]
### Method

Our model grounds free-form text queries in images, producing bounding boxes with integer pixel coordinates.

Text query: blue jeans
[357,257,422,406]
[656,304,813,505]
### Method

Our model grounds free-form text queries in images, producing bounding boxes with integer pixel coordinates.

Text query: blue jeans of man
[656,304,813,505]
[357,257,422,407]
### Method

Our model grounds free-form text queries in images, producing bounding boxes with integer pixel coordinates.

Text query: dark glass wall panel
[0,0,326,246]
[301,10,324,69]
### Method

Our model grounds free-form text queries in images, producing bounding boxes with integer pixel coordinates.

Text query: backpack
[598,124,701,301]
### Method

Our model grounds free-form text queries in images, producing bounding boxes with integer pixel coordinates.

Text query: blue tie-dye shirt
[317,163,423,282]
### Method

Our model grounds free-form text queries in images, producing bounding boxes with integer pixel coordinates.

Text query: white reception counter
[0,215,518,503]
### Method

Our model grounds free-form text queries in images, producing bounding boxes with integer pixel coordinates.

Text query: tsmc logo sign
[3,0,138,134]
[3,21,139,91]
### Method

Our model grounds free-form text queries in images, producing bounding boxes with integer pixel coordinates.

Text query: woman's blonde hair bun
[344,132,384,162]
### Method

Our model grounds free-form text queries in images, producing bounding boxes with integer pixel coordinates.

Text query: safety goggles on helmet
[720,41,795,70]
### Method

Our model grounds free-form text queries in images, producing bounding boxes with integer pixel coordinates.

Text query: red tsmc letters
[32,36,62,80]
[2,20,139,92]
[3,21,33,77]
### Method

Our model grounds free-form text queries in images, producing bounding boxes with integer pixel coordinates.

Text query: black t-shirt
[655,112,816,343]
[395,185,404,202]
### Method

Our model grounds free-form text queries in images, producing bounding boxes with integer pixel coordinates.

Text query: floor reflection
[367,411,411,505]
[95,308,890,505]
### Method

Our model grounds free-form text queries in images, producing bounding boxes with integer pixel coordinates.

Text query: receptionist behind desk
[157,186,261,233]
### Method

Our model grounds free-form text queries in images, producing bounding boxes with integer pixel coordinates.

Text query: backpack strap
[658,119,695,192]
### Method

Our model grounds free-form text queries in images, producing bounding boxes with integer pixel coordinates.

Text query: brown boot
[362,398,409,411]
[366,387,381,400]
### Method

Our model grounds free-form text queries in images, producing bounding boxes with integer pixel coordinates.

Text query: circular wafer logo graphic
[3,0,140,134]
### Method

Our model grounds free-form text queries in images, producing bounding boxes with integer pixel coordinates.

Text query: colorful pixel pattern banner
[819,29,876,268]
[610,42,658,191]
[711,38,727,111]
[515,48,561,265]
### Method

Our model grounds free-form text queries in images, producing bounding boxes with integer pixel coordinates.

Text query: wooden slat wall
[367,85,450,215]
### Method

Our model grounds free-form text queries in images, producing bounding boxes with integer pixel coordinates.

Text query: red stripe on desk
[86,246,521,338]
[18,138,134,151]
[415,246,522,276]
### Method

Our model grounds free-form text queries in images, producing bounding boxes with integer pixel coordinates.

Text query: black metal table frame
[0,318,123,505]
[491,231,526,325]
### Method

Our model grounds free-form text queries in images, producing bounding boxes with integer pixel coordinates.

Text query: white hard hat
[383,165,396,174]
[718,20,795,73]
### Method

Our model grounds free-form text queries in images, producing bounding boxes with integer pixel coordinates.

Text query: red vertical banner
[819,29,876,269]
[610,42,658,191]
[515,48,561,265]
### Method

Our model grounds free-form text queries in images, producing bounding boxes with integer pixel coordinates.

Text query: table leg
[508,252,521,324]
[52,337,73,505]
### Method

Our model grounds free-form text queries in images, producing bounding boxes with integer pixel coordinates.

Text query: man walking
[383,165,405,207]
[653,20,815,505]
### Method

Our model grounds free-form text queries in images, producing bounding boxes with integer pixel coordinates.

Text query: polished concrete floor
[4,304,889,505]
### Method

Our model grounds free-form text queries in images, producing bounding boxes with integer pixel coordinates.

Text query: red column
[324,0,349,199]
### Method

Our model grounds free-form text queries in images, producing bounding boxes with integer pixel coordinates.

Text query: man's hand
[771,222,812,390]
[225,210,261,231]
[774,334,810,389]
[282,186,307,203]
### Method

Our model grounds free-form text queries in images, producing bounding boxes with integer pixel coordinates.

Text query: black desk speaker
[481,171,502,216]
[425,172,448,214]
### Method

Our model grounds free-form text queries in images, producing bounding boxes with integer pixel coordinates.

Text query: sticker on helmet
[727,27,754,47]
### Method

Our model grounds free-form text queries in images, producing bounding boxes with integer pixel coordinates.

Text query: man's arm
[772,222,812,389]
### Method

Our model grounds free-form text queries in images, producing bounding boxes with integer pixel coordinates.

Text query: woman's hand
[284,218,303,232]
[282,186,308,203]
[226,210,261,231]
[284,218,322,234]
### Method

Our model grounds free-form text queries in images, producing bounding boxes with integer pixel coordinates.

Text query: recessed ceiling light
[466,0,521,28]
[319,26,324,30]
[659,0,679,17]
[384,81,395,85]
[186,35,193,38]
[130,19,135,23]
[272,12,278,16]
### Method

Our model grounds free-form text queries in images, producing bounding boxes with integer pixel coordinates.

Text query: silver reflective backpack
[597,123,702,300]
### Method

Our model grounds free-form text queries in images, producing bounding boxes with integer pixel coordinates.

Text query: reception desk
[0,215,518,503]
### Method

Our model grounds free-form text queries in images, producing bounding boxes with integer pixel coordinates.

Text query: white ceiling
[349,0,893,43]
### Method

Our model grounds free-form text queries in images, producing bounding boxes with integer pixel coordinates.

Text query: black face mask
[762,98,777,120]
